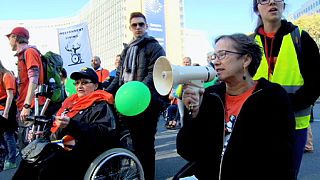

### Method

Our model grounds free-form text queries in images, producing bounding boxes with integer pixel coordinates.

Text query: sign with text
[58,23,92,76]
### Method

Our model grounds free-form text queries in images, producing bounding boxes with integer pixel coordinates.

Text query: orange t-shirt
[225,84,257,131]
[222,83,257,155]
[17,48,45,110]
[95,68,110,82]
[0,72,17,110]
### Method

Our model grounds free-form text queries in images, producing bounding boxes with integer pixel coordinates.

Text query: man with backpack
[6,27,46,149]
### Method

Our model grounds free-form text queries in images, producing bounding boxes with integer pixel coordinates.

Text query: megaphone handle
[185,84,201,119]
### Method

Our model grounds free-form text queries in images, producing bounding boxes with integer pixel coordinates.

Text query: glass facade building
[0,0,185,70]
[292,0,320,20]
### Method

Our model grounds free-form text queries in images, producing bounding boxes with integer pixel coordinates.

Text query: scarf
[51,90,114,133]
[122,33,149,82]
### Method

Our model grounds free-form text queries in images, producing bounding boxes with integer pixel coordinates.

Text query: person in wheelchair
[13,67,117,180]
[165,87,180,129]
[176,34,295,179]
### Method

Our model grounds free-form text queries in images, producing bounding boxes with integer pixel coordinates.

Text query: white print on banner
[58,23,92,76]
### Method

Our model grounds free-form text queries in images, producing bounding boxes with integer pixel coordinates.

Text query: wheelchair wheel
[84,148,144,180]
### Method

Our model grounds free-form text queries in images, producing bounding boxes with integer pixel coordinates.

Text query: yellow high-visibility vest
[253,30,311,129]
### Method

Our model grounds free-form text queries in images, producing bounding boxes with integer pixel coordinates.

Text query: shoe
[165,121,172,129]
[3,161,16,171]
[166,120,178,130]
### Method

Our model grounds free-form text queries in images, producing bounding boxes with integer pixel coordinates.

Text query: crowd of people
[0,0,319,179]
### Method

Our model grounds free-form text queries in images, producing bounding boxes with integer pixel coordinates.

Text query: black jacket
[106,35,168,111]
[254,20,320,111]
[176,78,295,180]
[55,101,117,161]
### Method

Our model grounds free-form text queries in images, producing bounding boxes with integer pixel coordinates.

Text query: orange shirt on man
[16,48,45,110]
[95,68,110,83]
[0,72,17,110]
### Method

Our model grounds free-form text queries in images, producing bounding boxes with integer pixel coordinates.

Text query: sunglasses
[130,22,146,28]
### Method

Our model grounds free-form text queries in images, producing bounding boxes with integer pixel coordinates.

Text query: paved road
[155,118,186,179]
[1,101,319,179]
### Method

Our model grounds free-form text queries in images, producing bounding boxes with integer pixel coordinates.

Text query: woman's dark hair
[214,33,262,77]
[253,0,259,13]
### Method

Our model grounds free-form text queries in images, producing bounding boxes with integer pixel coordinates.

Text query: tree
[294,13,320,48]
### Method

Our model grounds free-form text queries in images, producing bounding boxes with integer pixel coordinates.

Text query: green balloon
[65,78,77,96]
[115,81,151,116]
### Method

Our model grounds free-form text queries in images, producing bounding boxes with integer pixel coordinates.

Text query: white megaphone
[153,56,217,96]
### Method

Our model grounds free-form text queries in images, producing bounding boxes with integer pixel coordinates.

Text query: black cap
[70,67,98,83]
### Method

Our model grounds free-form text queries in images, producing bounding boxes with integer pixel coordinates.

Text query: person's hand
[20,107,31,121]
[55,115,70,129]
[182,85,205,118]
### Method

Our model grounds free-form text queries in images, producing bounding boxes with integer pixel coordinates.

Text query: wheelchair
[19,85,145,180]
[84,108,144,180]
[163,103,181,129]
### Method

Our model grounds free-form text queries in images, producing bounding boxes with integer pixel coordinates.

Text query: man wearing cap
[91,55,110,83]
[6,27,45,149]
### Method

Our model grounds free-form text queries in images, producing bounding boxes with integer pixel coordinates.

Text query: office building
[291,0,320,20]
[0,0,186,71]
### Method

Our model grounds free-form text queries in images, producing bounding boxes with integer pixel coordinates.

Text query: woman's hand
[182,85,204,118]
[55,115,70,129]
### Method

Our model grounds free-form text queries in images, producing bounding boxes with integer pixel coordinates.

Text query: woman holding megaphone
[176,33,295,179]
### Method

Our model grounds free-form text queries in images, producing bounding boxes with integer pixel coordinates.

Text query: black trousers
[122,105,160,180]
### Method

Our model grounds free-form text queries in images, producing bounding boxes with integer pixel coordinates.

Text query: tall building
[291,0,320,20]
[0,0,185,72]
[183,29,213,66]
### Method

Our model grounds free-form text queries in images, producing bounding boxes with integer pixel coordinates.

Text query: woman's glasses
[211,50,245,61]
[258,0,283,5]
[73,81,93,86]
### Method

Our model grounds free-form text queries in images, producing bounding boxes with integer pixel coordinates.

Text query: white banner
[58,23,92,77]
